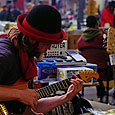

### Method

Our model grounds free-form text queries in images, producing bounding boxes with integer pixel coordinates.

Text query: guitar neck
[36,78,71,99]
[35,70,99,98]
[0,70,99,99]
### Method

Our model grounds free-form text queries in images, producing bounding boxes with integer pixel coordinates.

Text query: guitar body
[23,107,44,115]
[0,78,28,115]
[2,101,26,114]
[0,70,99,115]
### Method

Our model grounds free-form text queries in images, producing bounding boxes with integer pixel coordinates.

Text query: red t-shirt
[77,34,104,50]
[101,8,114,27]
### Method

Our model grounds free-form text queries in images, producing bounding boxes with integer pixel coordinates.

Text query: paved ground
[82,86,114,104]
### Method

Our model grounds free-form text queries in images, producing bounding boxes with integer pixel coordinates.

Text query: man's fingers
[72,73,79,79]
[33,98,38,106]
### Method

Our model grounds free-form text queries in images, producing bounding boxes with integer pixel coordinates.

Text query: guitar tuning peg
[77,70,81,74]
[109,48,112,50]
[91,70,94,74]
[110,31,112,34]
[90,70,92,73]
[85,70,88,72]
[110,36,112,39]
[86,71,89,74]
[78,70,80,73]
[109,42,112,45]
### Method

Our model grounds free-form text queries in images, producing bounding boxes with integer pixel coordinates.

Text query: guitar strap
[71,93,93,114]
[51,101,74,115]
[45,93,92,115]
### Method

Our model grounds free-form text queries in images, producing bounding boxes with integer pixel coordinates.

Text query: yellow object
[103,109,115,114]
[86,0,97,15]
[107,27,115,54]
[103,80,115,89]
[68,24,73,31]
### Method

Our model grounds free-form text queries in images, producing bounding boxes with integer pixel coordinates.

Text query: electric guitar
[107,27,115,82]
[0,70,99,115]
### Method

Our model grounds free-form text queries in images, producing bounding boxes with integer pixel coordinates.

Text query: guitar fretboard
[36,78,71,99]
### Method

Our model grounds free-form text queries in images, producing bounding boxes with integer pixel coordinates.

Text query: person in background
[101,0,115,27]
[11,5,22,22]
[0,3,2,12]
[0,5,14,22]
[0,5,8,21]
[77,15,112,103]
[5,4,14,22]
[25,2,34,13]
[0,5,83,115]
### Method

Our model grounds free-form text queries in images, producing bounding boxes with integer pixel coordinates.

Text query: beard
[28,49,44,61]
[35,53,44,61]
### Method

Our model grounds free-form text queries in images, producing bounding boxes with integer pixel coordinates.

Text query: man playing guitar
[0,5,83,115]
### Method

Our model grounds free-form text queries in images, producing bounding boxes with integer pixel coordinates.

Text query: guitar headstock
[107,27,115,54]
[77,70,99,83]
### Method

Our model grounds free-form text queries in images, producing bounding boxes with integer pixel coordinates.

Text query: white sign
[50,40,67,50]
[109,54,115,65]
[45,40,67,57]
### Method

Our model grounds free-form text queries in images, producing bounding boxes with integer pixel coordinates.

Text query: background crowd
[0,2,34,22]
[0,1,114,29]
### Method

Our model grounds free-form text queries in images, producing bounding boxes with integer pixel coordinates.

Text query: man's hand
[65,74,83,101]
[17,89,39,108]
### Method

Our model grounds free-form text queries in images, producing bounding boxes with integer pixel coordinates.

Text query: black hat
[108,0,115,8]
[86,15,97,28]
[17,5,66,44]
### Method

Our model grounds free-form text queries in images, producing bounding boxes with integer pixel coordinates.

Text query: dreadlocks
[8,27,40,57]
